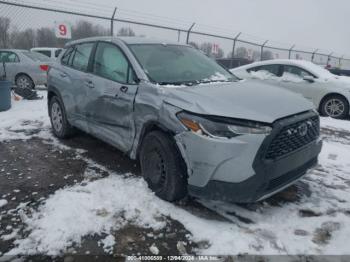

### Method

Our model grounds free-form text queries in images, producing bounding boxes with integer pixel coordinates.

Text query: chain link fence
[1,0,349,69]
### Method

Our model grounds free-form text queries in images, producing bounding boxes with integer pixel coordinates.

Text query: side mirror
[303,75,315,83]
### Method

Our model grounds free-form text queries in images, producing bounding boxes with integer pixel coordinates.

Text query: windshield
[129,44,237,85]
[21,51,51,62]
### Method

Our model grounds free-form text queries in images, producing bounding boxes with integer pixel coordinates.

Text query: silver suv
[47,37,322,203]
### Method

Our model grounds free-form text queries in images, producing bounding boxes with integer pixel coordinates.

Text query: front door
[0,51,20,83]
[86,41,139,152]
[279,65,316,103]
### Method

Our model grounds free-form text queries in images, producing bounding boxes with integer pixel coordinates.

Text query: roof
[65,36,187,47]
[0,49,27,52]
[238,59,317,68]
[233,59,333,78]
[31,47,62,50]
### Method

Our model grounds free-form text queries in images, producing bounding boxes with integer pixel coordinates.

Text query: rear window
[55,49,63,57]
[33,50,51,58]
[21,51,51,62]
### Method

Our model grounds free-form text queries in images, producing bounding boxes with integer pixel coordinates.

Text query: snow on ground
[0,92,49,141]
[1,93,350,256]
[0,199,8,208]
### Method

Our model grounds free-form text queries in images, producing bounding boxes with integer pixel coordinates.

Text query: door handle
[120,86,128,93]
[85,80,94,88]
[60,72,67,78]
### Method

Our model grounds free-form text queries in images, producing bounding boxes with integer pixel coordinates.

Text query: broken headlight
[177,112,272,138]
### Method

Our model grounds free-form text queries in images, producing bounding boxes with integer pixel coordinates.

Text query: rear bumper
[188,139,322,203]
[31,72,47,86]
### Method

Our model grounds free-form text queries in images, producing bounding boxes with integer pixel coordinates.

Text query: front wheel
[320,95,349,119]
[139,131,188,202]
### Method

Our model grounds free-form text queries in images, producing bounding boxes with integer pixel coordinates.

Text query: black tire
[15,74,35,90]
[49,96,75,138]
[320,95,349,119]
[139,131,188,202]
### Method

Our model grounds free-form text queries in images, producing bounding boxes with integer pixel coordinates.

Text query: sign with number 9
[55,22,72,39]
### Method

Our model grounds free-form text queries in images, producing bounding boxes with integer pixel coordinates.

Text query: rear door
[52,42,95,131]
[86,41,139,152]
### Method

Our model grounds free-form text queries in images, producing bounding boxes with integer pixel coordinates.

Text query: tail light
[39,65,49,71]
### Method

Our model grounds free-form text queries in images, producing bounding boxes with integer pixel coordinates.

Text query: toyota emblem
[298,123,308,137]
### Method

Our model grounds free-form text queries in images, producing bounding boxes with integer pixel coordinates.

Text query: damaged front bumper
[175,111,322,203]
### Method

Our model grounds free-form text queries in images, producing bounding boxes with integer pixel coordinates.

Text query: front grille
[265,115,319,160]
[266,157,317,192]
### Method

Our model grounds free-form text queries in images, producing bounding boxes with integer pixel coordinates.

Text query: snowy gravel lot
[0,92,350,258]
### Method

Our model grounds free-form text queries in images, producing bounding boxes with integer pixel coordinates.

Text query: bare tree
[235,47,248,58]
[117,27,136,37]
[72,20,108,40]
[0,17,11,48]
[188,41,199,49]
[36,27,57,47]
[200,42,224,58]
[11,28,36,49]
[262,50,274,60]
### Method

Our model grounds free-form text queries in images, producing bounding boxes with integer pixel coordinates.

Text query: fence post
[311,49,318,62]
[260,40,268,61]
[327,52,333,67]
[110,7,117,36]
[230,32,241,68]
[339,55,344,69]
[186,23,195,44]
[288,44,295,59]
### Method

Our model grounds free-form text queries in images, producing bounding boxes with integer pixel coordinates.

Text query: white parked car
[31,47,63,60]
[231,59,350,119]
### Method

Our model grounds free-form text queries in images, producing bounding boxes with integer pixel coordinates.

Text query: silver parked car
[47,37,322,203]
[0,49,51,89]
[231,59,350,119]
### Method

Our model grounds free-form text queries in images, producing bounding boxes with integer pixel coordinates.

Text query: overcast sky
[2,0,349,56]
[96,0,348,55]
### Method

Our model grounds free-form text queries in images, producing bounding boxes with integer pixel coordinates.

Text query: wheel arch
[319,92,350,112]
[15,72,34,84]
[135,121,176,161]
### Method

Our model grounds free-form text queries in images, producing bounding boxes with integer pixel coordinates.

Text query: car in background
[31,47,63,60]
[231,59,350,119]
[329,68,350,77]
[0,49,51,89]
[47,37,321,203]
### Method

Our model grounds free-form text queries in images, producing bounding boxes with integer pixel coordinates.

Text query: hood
[162,80,314,123]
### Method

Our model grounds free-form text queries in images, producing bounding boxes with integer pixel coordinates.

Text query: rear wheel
[16,74,34,90]
[139,131,188,202]
[320,95,349,119]
[49,96,75,138]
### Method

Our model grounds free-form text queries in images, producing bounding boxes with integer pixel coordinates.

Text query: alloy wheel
[324,98,345,118]
[51,102,63,133]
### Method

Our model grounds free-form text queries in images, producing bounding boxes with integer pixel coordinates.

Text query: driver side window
[93,42,136,84]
